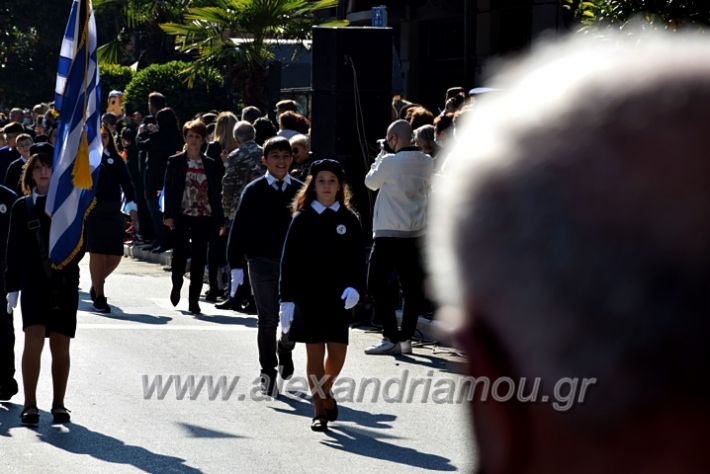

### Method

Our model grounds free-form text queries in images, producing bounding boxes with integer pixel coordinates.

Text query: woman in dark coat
[5,150,81,425]
[163,120,224,314]
[87,127,137,313]
[279,159,366,431]
[136,107,183,252]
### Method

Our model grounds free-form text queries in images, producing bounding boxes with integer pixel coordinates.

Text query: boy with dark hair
[4,134,33,194]
[227,136,302,397]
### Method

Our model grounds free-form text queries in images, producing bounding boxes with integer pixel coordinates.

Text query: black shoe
[51,406,71,424]
[20,406,39,427]
[278,351,294,380]
[240,300,257,315]
[260,371,278,398]
[92,296,111,313]
[170,285,181,307]
[188,302,201,314]
[204,290,220,303]
[311,417,328,432]
[0,378,19,401]
[89,287,96,303]
[215,297,238,310]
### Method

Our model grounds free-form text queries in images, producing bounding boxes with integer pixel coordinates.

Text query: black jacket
[227,176,303,268]
[136,129,182,194]
[163,151,224,225]
[5,195,81,293]
[4,157,25,195]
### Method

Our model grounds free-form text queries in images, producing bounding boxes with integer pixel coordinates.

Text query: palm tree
[160,0,344,109]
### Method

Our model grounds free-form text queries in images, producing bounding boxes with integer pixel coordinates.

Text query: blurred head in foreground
[428,31,710,474]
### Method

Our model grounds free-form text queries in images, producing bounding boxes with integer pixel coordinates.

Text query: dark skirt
[21,282,79,338]
[288,297,350,345]
[87,201,125,255]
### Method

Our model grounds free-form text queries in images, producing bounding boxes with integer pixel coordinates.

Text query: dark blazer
[163,151,224,225]
[3,158,24,196]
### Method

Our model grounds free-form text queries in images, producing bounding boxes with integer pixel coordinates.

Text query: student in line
[279,159,365,431]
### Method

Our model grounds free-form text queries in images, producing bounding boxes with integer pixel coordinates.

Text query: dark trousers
[248,258,294,374]
[145,189,165,247]
[0,294,15,384]
[367,237,427,343]
[172,215,213,304]
[207,228,227,293]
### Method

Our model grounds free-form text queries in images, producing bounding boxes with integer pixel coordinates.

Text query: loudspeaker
[312,27,393,93]
[310,27,393,158]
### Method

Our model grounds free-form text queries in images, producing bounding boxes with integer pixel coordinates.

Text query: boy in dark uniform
[227,136,302,397]
[0,183,18,400]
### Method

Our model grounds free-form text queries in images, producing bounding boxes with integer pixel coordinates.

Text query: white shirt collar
[265,171,292,189]
[311,200,340,214]
[32,190,47,204]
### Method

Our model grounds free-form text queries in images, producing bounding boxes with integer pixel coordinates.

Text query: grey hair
[414,124,435,148]
[232,120,255,143]
[428,31,710,424]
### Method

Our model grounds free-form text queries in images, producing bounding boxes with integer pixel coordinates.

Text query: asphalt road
[0,256,476,473]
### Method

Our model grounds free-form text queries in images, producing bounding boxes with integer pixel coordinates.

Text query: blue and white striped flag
[48,0,102,268]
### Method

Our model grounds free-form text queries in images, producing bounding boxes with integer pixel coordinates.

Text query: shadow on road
[192,313,258,328]
[322,425,458,471]
[269,394,457,470]
[0,404,201,472]
[273,394,397,430]
[176,421,245,439]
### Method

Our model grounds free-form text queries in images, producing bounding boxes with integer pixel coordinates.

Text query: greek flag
[48,0,102,268]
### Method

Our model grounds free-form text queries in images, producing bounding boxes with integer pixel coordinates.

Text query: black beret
[309,159,345,182]
[30,142,54,157]
[2,122,24,135]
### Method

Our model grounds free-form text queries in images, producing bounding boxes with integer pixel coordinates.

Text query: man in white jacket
[364,119,433,355]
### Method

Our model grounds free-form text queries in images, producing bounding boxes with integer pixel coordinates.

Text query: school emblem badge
[336,224,347,235]
[0,204,6,214]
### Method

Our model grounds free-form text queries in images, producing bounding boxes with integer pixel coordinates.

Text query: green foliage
[99,64,134,110]
[564,0,710,29]
[123,60,226,123]
[0,0,71,108]
[160,0,340,108]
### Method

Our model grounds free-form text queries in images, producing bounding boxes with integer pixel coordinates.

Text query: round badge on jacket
[336,224,347,235]
[0,204,6,214]
[107,158,114,164]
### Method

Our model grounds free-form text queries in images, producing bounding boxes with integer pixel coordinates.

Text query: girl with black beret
[279,159,366,431]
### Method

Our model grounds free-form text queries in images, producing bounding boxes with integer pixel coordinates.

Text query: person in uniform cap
[279,159,365,431]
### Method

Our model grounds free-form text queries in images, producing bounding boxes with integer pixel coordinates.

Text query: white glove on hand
[6,291,18,314]
[230,268,244,297]
[341,287,360,310]
[279,302,295,334]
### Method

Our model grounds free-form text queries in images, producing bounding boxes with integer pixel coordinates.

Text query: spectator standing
[427,32,710,474]
[0,122,24,180]
[137,106,183,253]
[364,120,433,355]
[204,112,238,302]
[215,121,264,312]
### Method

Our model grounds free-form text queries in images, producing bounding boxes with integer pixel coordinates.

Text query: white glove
[6,291,18,314]
[341,287,360,310]
[230,268,244,297]
[279,302,295,333]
